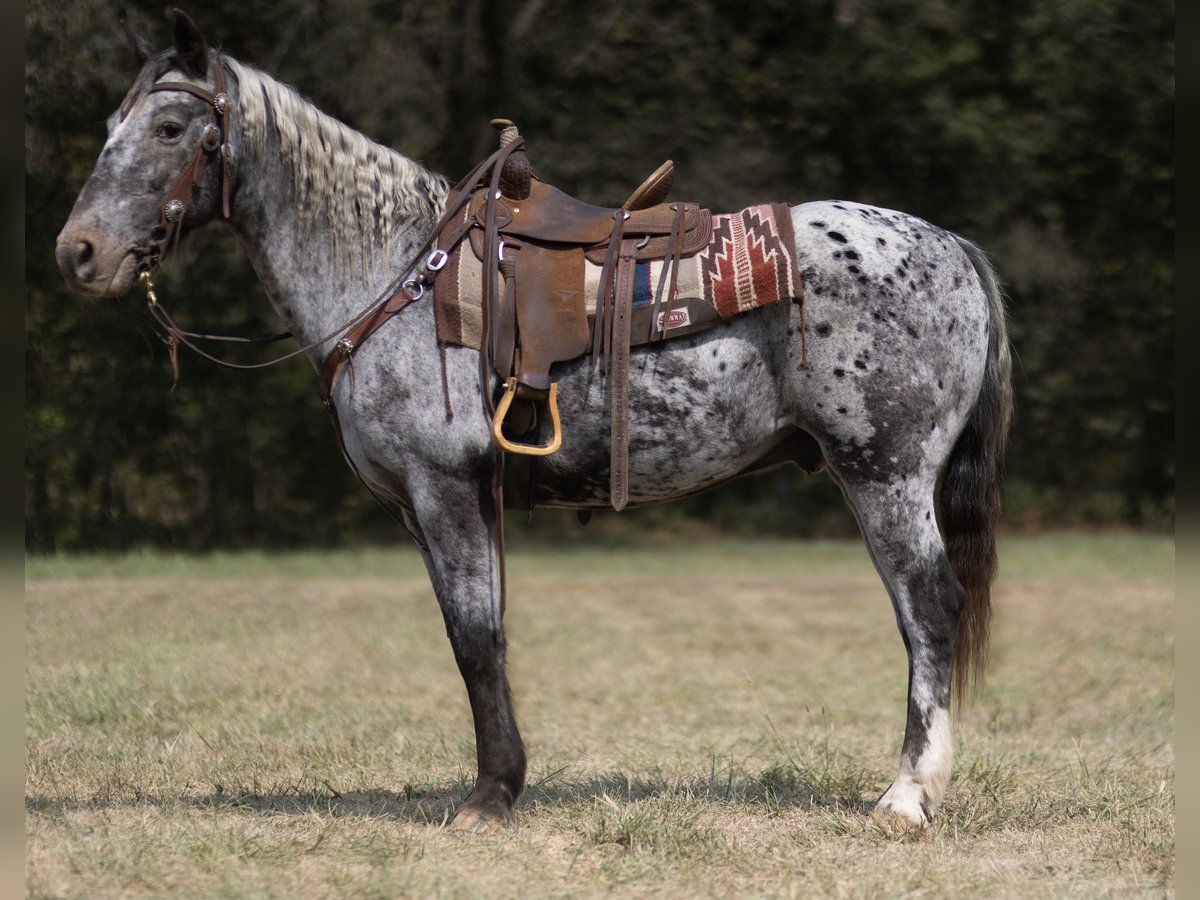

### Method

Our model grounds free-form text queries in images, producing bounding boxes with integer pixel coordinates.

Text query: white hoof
[873,780,931,828]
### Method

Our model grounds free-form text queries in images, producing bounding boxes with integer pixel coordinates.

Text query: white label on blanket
[658,309,691,331]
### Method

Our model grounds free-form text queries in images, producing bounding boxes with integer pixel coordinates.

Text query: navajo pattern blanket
[436,202,803,352]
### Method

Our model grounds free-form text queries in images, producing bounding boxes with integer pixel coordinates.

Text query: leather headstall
[135,64,235,276]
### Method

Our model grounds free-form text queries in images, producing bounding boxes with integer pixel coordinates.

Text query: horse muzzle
[55,224,139,297]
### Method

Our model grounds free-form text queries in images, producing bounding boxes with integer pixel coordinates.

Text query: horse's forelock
[118,50,202,122]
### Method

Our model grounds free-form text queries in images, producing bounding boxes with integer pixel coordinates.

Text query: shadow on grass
[25,785,468,827]
[521,763,878,816]
[26,760,881,825]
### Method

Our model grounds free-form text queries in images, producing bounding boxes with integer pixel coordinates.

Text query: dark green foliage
[24,0,1173,549]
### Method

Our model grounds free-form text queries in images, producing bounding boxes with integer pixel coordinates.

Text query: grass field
[26,534,1174,897]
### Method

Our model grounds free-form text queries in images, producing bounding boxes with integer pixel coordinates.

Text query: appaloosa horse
[56,12,1011,830]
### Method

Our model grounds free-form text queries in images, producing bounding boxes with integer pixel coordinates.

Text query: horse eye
[156,122,184,141]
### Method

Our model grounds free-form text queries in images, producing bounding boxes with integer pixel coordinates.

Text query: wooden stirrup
[491,378,563,456]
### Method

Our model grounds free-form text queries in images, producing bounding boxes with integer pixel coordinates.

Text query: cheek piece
[130,63,235,279]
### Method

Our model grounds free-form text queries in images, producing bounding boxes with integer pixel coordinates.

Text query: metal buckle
[426,249,449,271]
[139,270,159,305]
[402,279,425,300]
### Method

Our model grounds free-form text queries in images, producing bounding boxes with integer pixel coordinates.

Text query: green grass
[26,533,1174,896]
[25,531,1174,581]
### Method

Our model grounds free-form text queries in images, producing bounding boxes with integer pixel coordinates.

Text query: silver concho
[164,199,185,223]
[213,93,228,116]
[200,123,222,152]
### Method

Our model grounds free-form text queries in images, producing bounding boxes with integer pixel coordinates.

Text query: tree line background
[25,0,1174,551]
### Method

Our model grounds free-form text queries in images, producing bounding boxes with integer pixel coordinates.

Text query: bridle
[128,71,520,388]
[133,64,235,281]
[129,62,393,378]
[128,61,309,380]
[116,82,537,598]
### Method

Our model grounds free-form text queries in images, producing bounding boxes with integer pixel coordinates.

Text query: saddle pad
[435,203,802,352]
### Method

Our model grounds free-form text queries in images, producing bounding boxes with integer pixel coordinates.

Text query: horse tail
[941,237,1013,707]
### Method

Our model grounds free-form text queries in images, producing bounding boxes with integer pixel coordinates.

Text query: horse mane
[224,57,448,274]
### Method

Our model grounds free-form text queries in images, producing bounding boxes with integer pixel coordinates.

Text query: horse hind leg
[839,471,963,826]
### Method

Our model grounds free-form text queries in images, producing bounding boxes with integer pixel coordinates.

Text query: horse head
[57,9,232,297]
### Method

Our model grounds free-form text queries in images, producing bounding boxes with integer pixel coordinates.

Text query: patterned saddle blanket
[435,202,804,353]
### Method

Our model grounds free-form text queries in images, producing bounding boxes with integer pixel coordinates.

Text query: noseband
[133,64,235,277]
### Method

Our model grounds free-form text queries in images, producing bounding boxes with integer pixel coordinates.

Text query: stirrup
[491,377,563,456]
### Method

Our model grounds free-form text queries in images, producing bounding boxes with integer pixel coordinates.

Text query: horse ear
[118,10,156,66]
[171,8,209,79]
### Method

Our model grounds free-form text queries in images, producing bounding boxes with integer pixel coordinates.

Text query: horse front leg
[409,464,525,831]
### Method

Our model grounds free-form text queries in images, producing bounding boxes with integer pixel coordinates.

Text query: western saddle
[434,119,714,510]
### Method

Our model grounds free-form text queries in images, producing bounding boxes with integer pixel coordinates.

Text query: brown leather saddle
[435,120,713,510]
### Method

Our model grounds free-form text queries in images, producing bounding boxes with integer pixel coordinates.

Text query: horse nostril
[76,240,95,267]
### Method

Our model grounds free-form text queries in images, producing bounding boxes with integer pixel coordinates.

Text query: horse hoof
[449,806,513,834]
[872,783,931,829]
[870,806,928,831]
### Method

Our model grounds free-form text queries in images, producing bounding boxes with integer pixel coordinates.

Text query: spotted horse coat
[56,11,1012,832]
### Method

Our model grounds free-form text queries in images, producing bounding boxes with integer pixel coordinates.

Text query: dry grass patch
[27,535,1173,897]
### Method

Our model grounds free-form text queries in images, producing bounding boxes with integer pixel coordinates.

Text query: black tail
[941,238,1013,706]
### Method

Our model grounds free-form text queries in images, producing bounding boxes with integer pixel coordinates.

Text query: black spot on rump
[906,325,919,339]
[854,359,867,369]
[809,220,826,228]
[815,323,832,337]
[844,250,859,260]
[837,406,848,414]
[833,367,845,377]
[877,237,887,246]
[827,231,848,243]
